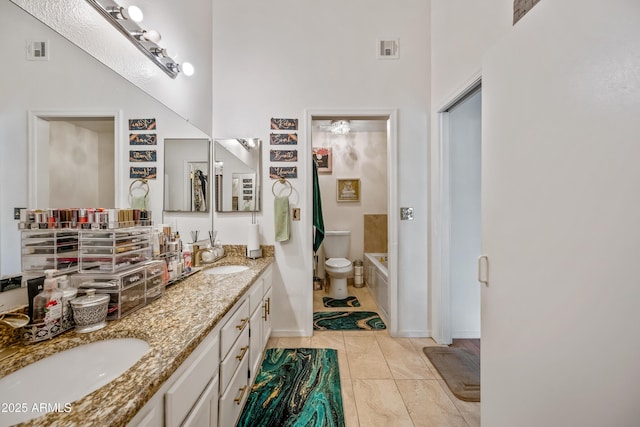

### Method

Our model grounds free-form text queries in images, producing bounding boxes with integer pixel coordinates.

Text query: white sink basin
[204,265,250,275]
[0,338,149,426]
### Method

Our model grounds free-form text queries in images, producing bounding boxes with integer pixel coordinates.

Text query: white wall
[481,1,640,424]
[312,126,388,265]
[49,122,101,207]
[212,0,430,336]
[429,0,513,342]
[0,2,210,284]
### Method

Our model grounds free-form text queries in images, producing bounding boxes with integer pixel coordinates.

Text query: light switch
[400,207,414,220]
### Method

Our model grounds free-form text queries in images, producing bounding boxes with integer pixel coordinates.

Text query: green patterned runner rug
[237,348,344,427]
[313,311,387,330]
[322,296,361,308]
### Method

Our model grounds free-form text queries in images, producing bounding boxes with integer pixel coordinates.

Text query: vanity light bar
[86,0,181,78]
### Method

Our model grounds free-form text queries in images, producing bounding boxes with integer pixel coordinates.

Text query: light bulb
[138,29,161,43]
[122,5,143,23]
[109,5,143,22]
[181,62,194,76]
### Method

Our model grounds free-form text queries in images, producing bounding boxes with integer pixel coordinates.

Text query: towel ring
[272,177,293,198]
[129,178,149,197]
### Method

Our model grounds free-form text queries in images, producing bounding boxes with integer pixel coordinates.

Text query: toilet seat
[325,258,351,269]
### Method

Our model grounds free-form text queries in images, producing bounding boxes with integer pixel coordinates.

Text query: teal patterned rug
[322,296,361,308]
[237,348,344,427]
[313,311,387,331]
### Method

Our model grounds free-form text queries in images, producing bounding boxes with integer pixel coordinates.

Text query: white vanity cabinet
[127,263,274,427]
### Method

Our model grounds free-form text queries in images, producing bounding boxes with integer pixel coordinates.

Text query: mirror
[214,138,262,212]
[164,138,211,212]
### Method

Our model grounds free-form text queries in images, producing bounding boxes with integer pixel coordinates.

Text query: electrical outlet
[400,207,414,220]
[292,208,301,221]
[14,207,25,220]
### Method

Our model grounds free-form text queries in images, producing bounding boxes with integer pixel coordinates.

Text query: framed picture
[313,147,332,174]
[336,178,360,202]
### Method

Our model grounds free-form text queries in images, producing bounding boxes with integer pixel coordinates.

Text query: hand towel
[274,196,290,242]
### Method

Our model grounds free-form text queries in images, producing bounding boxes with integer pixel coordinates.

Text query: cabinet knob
[234,386,248,404]
[236,345,249,361]
[236,317,249,331]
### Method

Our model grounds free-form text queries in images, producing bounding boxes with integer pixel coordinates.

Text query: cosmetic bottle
[32,269,63,324]
[57,275,77,325]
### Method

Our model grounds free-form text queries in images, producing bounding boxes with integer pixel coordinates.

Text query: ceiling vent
[377,38,399,59]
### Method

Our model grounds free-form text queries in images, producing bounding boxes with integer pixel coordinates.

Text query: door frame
[434,75,481,345]
[27,110,124,208]
[305,108,398,336]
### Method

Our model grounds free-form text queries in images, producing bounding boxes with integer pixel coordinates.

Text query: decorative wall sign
[270,118,298,130]
[270,166,298,179]
[129,150,156,162]
[270,133,298,145]
[270,149,298,162]
[313,147,332,174]
[337,178,361,202]
[130,133,157,145]
[130,166,157,179]
[129,118,156,131]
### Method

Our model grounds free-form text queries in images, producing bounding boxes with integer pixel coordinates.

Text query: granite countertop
[0,250,274,427]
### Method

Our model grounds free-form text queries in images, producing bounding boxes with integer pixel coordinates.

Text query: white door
[448,88,481,339]
[481,1,640,426]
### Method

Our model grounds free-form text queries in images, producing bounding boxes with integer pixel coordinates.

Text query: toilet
[323,230,352,300]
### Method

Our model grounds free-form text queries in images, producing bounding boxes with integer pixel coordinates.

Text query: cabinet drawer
[220,325,249,393]
[220,299,249,358]
[166,334,219,427]
[218,355,249,427]
[247,278,264,315]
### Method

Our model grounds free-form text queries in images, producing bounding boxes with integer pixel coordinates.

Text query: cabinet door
[262,287,272,346]
[165,335,219,427]
[182,376,218,427]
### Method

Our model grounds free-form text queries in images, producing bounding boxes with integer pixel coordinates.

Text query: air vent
[377,38,399,59]
[26,40,49,61]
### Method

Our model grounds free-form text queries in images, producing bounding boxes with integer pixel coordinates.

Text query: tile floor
[266,284,480,427]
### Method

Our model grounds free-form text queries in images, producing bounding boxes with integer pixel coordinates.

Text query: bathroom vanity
[0,252,274,427]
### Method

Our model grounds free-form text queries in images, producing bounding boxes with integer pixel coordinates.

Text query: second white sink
[0,338,149,426]
[204,265,250,275]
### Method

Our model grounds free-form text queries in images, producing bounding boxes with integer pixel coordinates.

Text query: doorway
[437,83,482,344]
[28,111,123,208]
[306,110,398,335]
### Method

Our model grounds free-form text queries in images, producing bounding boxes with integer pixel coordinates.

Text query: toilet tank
[323,231,350,258]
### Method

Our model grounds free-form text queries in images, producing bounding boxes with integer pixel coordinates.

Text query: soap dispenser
[57,275,77,325]
[32,270,63,325]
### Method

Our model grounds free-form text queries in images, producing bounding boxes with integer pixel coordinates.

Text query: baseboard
[452,330,480,339]
[271,328,310,337]
[395,329,431,338]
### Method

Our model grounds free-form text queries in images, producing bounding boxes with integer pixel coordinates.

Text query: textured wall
[514,0,541,24]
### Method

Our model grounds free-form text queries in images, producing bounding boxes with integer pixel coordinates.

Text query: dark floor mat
[313,311,386,330]
[322,296,361,308]
[423,346,480,402]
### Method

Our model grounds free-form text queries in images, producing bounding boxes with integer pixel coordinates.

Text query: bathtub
[363,253,389,321]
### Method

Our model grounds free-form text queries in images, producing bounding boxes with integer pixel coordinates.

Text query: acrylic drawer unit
[20,230,79,273]
[69,260,167,320]
[78,227,151,273]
